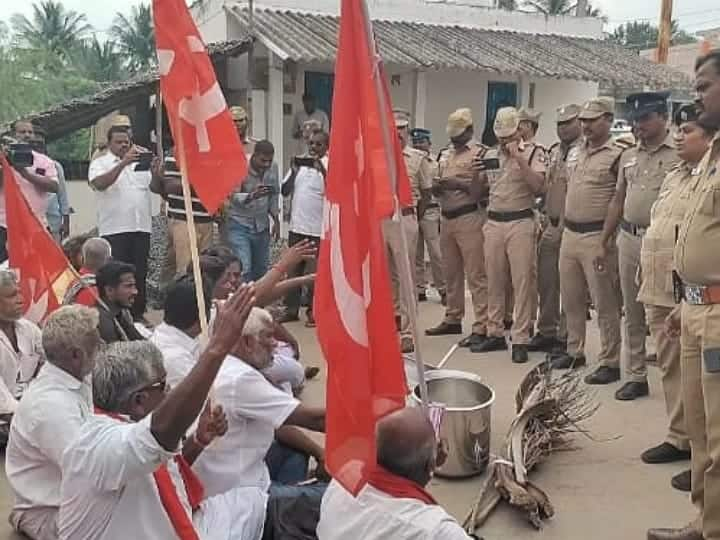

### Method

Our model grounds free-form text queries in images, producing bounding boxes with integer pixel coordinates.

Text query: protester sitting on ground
[191,306,327,509]
[6,306,100,540]
[95,261,145,343]
[58,287,268,539]
[317,406,474,539]
[0,270,43,437]
[63,237,112,306]
[61,233,93,272]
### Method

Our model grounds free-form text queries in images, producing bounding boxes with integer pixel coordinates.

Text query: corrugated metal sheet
[229,6,690,89]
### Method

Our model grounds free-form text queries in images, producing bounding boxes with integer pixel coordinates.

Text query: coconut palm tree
[523,0,575,15]
[11,0,92,60]
[72,36,127,82]
[110,4,156,73]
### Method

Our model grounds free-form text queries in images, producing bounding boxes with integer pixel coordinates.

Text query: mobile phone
[294,156,316,168]
[134,152,154,171]
[477,158,500,171]
[704,348,720,373]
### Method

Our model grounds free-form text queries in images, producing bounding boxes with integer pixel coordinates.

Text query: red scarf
[366,466,438,505]
[95,408,204,540]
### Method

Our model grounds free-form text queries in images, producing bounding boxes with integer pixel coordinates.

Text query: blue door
[304,71,334,124]
[483,82,518,146]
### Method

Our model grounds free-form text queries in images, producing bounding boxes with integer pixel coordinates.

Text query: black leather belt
[401,207,416,216]
[564,219,605,234]
[549,216,560,228]
[442,204,480,220]
[620,218,647,236]
[487,208,534,222]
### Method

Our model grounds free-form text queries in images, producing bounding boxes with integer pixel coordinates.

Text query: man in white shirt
[88,126,161,320]
[291,93,329,145]
[0,270,43,422]
[6,305,101,540]
[279,130,328,325]
[317,407,474,540]
[58,287,266,540]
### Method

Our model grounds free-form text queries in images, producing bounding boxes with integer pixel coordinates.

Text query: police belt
[682,283,720,305]
[487,208,534,222]
[441,203,482,220]
[563,219,605,234]
[620,218,648,237]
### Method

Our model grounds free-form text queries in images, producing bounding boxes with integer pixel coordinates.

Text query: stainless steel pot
[412,369,494,478]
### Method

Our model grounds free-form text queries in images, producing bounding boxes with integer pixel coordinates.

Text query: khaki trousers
[559,230,621,367]
[416,206,446,294]
[484,218,536,344]
[646,304,689,450]
[618,230,649,382]
[384,214,419,339]
[440,210,488,334]
[681,303,720,539]
[171,219,214,276]
[537,223,567,339]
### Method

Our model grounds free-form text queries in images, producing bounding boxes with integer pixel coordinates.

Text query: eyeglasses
[143,378,168,393]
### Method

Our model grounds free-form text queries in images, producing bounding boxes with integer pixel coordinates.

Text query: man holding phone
[89,125,163,320]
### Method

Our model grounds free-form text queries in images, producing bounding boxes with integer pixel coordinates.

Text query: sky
[4,0,720,36]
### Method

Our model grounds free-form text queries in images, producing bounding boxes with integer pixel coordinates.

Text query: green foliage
[110,4,156,73]
[497,0,518,10]
[610,20,698,51]
[71,36,128,82]
[522,0,605,20]
[47,128,91,161]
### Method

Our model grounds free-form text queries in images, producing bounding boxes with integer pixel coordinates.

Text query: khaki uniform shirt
[485,143,546,212]
[544,139,582,220]
[435,140,486,212]
[638,163,698,307]
[618,133,679,227]
[564,139,623,223]
[674,134,720,285]
[403,146,433,206]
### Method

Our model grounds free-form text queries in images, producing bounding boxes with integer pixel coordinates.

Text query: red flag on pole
[2,155,75,324]
[314,0,408,495]
[152,0,246,214]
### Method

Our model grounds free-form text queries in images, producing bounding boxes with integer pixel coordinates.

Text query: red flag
[152,0,246,214]
[2,155,76,323]
[314,0,408,495]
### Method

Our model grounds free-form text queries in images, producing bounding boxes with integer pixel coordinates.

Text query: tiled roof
[228,6,690,90]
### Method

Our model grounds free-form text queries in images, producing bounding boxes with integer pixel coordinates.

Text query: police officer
[529,104,583,354]
[385,109,431,353]
[648,50,720,540]
[471,108,545,363]
[426,108,489,348]
[518,108,543,146]
[551,97,624,380]
[411,128,447,305]
[230,105,257,156]
[596,92,680,401]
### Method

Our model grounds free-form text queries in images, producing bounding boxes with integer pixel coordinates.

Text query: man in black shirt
[95,261,145,343]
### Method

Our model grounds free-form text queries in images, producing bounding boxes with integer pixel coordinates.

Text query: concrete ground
[0,295,697,539]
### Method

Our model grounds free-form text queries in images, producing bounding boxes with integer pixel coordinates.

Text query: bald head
[376,407,436,486]
[82,238,112,272]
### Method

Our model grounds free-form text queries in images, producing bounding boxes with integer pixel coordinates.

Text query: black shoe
[425,322,462,336]
[458,333,487,348]
[503,319,513,331]
[512,345,529,363]
[470,336,508,353]
[527,333,562,353]
[671,469,691,492]
[584,366,621,385]
[641,443,691,464]
[615,381,650,401]
[548,353,586,370]
[418,291,428,302]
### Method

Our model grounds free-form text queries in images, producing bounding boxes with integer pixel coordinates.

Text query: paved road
[0,296,695,539]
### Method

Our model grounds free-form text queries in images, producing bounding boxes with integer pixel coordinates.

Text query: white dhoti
[195,486,268,540]
[9,507,59,540]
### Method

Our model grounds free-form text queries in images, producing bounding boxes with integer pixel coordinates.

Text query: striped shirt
[164,156,213,223]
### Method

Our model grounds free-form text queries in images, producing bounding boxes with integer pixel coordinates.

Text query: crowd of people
[0,49,718,539]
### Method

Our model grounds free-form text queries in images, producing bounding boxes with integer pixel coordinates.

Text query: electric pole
[656,0,673,64]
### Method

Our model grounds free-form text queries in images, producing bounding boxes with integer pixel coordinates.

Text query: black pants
[103,231,150,318]
[0,227,7,263]
[284,231,319,316]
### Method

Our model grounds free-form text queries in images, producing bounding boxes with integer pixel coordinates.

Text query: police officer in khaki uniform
[551,98,624,380]
[518,108,543,145]
[638,104,707,488]
[529,104,583,353]
[596,92,680,401]
[426,108,489,348]
[411,128,447,305]
[230,105,257,156]
[471,107,545,363]
[385,109,431,353]
[648,50,720,540]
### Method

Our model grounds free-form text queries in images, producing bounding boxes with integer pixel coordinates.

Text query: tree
[72,37,127,82]
[110,4,156,73]
[10,1,92,61]
[497,0,518,10]
[610,20,697,51]
[522,0,605,19]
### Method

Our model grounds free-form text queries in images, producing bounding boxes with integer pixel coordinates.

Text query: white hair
[42,305,99,365]
[242,307,274,337]
[0,269,18,290]
[81,237,112,271]
[93,341,164,412]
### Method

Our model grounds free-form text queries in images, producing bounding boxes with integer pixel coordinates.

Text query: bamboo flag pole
[359,0,429,408]
[155,89,166,215]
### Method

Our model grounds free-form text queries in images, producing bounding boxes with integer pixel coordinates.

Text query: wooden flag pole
[359,0,429,408]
